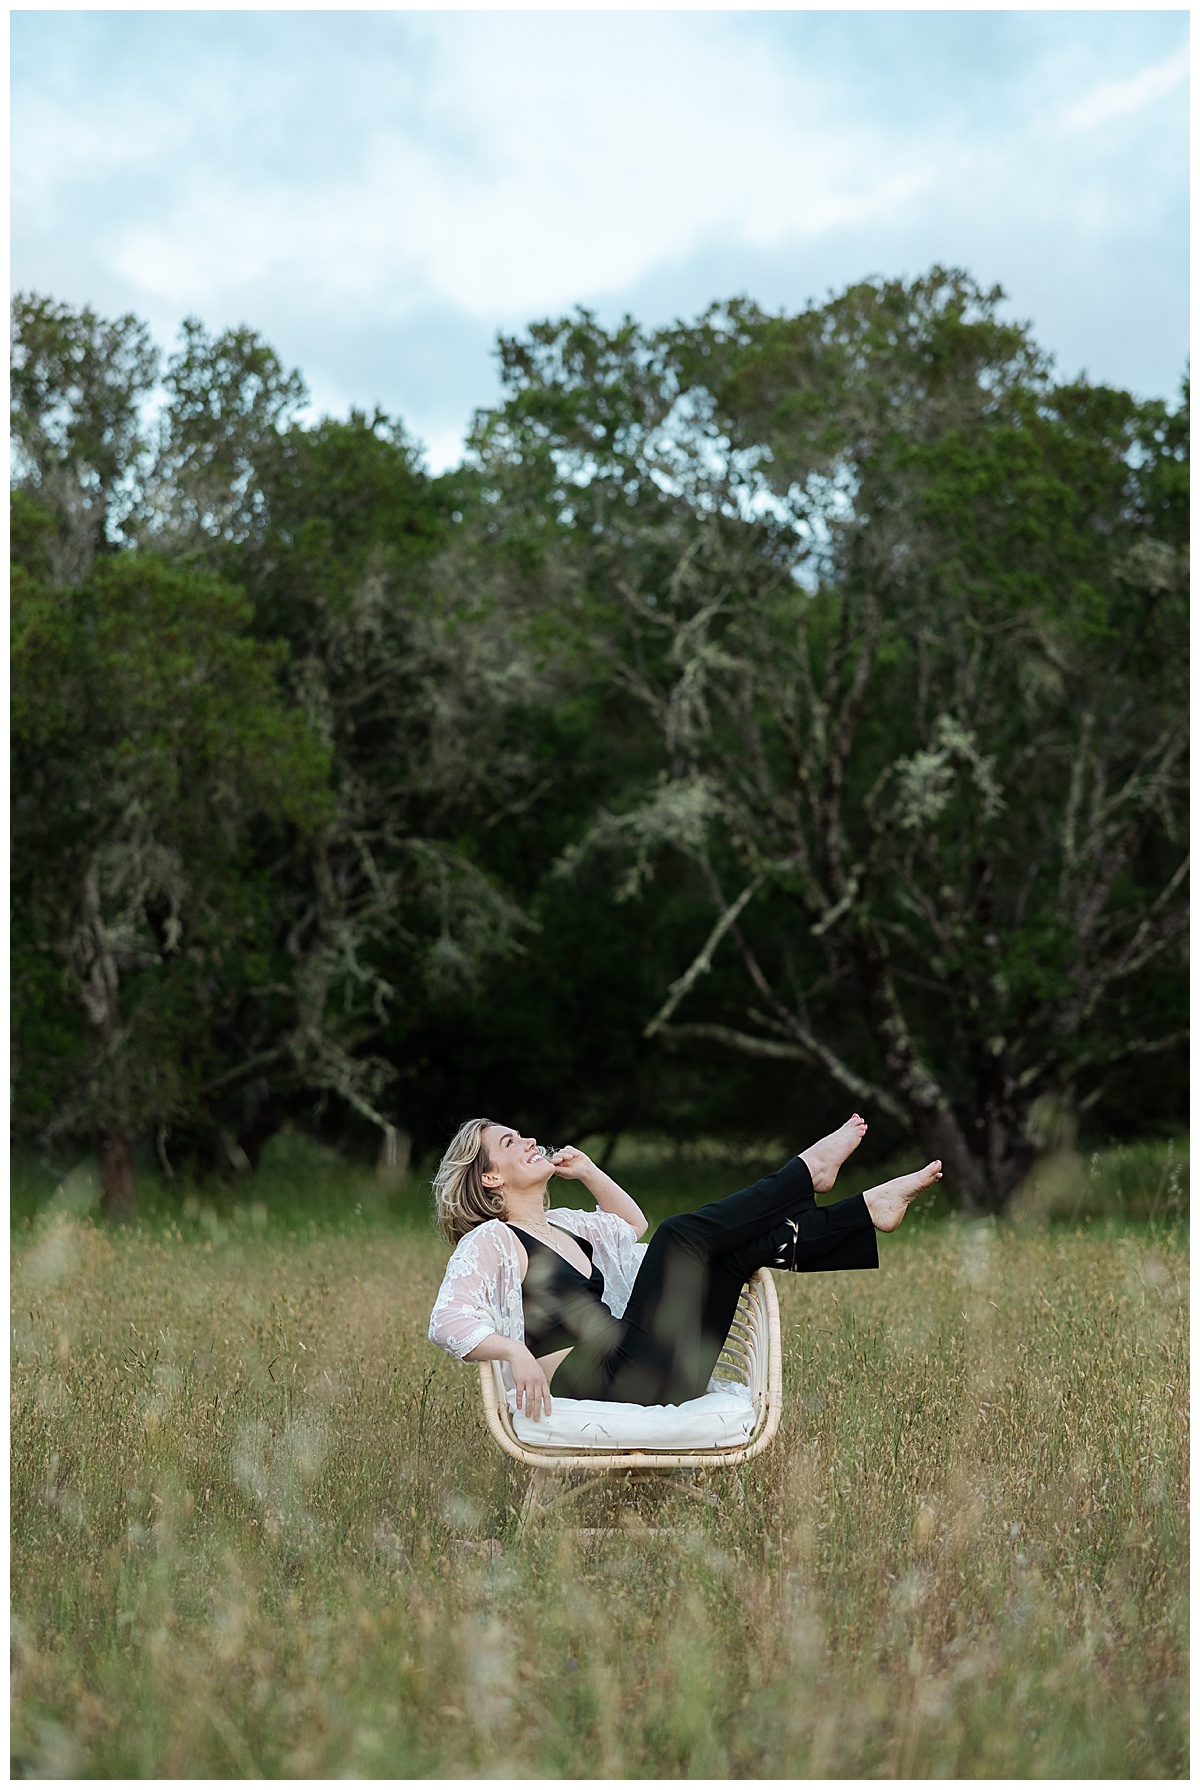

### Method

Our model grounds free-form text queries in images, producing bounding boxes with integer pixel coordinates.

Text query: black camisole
[507,1224,610,1359]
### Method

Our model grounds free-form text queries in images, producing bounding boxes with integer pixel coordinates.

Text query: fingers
[515,1374,552,1422]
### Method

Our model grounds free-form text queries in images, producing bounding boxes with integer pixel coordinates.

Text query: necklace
[509,1215,587,1276]
[509,1212,566,1252]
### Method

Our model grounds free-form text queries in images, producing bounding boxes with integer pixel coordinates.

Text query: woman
[428,1114,942,1420]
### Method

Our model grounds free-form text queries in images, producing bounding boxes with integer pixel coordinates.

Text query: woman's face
[481,1124,553,1197]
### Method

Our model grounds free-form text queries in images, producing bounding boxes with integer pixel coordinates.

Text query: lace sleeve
[428,1221,525,1361]
[549,1205,647,1319]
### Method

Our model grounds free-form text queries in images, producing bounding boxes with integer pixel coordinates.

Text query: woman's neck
[504,1189,552,1231]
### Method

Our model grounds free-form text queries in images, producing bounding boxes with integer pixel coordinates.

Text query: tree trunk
[836,921,1046,1212]
[598,1129,623,1172]
[376,1125,412,1189]
[98,1128,137,1220]
[75,861,137,1219]
[236,1087,289,1172]
[842,924,996,1210]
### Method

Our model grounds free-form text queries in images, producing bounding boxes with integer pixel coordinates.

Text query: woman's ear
[480,1169,502,1190]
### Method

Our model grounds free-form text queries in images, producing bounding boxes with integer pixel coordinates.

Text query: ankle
[799,1146,830,1195]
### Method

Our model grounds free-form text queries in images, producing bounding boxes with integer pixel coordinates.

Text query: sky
[11,9,1190,473]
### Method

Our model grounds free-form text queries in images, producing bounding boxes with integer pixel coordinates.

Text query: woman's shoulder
[444,1217,517,1266]
[549,1206,634,1244]
[465,1216,510,1238]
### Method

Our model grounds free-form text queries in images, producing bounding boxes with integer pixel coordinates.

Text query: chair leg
[517,1468,553,1532]
[519,1470,620,1530]
[551,1468,722,1534]
[516,1464,744,1538]
[670,1478,721,1509]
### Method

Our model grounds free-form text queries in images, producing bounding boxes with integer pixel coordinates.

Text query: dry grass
[11,1197,1188,1778]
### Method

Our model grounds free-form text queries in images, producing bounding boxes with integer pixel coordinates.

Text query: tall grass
[11,1155,1187,1778]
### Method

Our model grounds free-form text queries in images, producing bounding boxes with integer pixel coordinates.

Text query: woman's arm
[550,1148,648,1239]
[465,1333,553,1421]
[428,1220,518,1362]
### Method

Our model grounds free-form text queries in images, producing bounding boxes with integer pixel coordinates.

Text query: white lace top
[428,1206,648,1385]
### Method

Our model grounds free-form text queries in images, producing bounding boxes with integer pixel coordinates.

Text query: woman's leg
[603,1179,879,1404]
[691,1154,944,1387]
[571,1127,875,1405]
[680,1194,880,1396]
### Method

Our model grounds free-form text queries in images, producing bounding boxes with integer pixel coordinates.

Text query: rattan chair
[478,1267,783,1529]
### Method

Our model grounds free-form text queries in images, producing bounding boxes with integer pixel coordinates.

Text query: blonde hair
[433,1116,555,1245]
[434,1116,546,1246]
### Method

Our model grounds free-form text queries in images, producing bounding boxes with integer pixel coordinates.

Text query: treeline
[11,271,1188,1215]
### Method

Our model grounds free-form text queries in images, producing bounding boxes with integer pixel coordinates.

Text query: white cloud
[11,11,1189,469]
[97,15,940,324]
[1062,44,1188,133]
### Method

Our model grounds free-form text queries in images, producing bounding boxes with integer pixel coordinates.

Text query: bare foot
[800,1113,869,1194]
[863,1160,943,1232]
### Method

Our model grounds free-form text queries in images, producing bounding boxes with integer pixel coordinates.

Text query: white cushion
[507,1378,757,1450]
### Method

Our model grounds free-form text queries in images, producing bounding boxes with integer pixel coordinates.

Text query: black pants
[552,1153,878,1406]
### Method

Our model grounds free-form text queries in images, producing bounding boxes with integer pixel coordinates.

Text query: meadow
[11,1136,1189,1778]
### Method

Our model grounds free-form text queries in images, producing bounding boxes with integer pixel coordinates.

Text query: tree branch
[819,593,881,900]
[656,1020,912,1126]
[1072,722,1186,945]
[1076,1030,1190,1113]
[1056,871,1188,1038]
[200,1046,293,1098]
[644,873,764,1037]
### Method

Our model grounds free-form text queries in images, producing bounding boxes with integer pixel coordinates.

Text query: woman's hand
[463,1334,553,1420]
[510,1344,553,1422]
[547,1144,593,1181]
[547,1145,648,1239]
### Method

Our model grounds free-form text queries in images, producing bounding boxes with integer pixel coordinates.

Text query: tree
[470,273,1188,1209]
[136,316,309,550]
[10,293,160,583]
[12,554,330,1214]
[8,298,548,1183]
[196,413,540,1169]
[13,282,1184,1204]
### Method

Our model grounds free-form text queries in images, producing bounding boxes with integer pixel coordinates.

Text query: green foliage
[11,292,160,579]
[9,278,1188,1205]
[11,552,331,1150]
[14,554,326,827]
[467,271,1187,1206]
[140,315,309,548]
[10,293,158,489]
[10,486,56,580]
